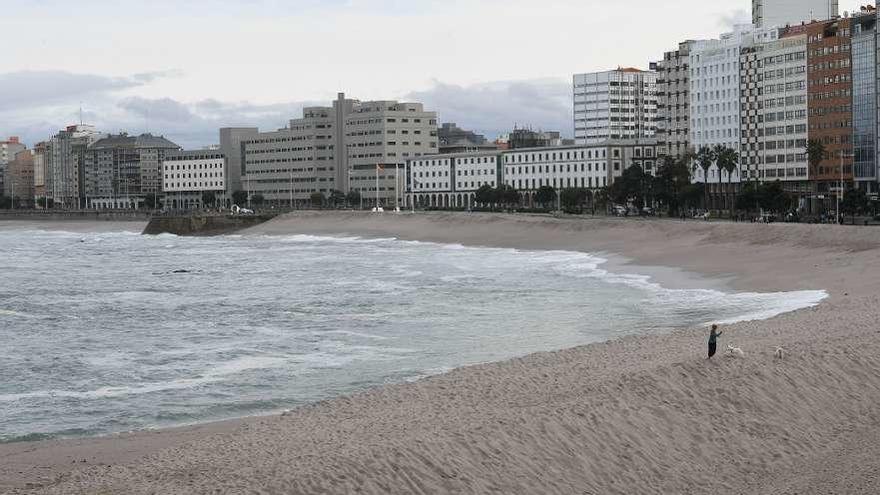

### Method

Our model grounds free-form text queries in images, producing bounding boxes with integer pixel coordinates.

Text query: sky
[0,0,870,149]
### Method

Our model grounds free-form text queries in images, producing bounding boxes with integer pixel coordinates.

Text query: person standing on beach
[708,324,722,358]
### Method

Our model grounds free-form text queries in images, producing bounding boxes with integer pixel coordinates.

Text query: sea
[0,226,827,443]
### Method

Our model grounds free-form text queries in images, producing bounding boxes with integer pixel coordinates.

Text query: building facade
[83,133,180,209]
[4,149,35,208]
[753,0,839,28]
[162,149,226,210]
[801,18,854,203]
[740,33,811,199]
[573,68,658,145]
[33,141,49,206]
[851,11,878,193]
[219,127,259,198]
[437,123,495,154]
[406,140,661,209]
[242,93,438,208]
[0,137,26,195]
[652,41,698,159]
[47,124,105,208]
[690,25,779,194]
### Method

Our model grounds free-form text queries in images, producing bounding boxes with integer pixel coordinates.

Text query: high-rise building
[651,41,699,159]
[242,93,438,208]
[753,0,839,28]
[690,25,780,199]
[573,68,658,145]
[82,133,180,209]
[851,10,878,193]
[799,17,854,207]
[33,141,50,207]
[740,33,810,201]
[47,124,105,208]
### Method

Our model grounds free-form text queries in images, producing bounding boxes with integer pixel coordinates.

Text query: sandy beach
[3,212,880,494]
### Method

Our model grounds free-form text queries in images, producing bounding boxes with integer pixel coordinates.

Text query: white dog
[774,347,785,360]
[726,344,745,358]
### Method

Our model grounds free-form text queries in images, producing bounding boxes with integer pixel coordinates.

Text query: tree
[144,193,160,210]
[0,195,10,209]
[806,139,825,178]
[610,164,650,210]
[560,188,588,212]
[841,187,869,224]
[736,182,759,214]
[474,184,497,208]
[694,147,715,210]
[495,184,520,208]
[346,189,361,209]
[714,146,739,217]
[231,190,248,207]
[328,190,346,208]
[201,191,216,208]
[310,191,326,208]
[653,155,692,216]
[757,181,792,214]
[535,185,556,208]
[251,194,265,207]
[680,184,705,212]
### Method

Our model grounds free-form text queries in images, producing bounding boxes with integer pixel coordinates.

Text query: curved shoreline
[3,212,880,494]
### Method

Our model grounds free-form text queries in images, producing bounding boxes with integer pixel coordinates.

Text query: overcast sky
[0,0,869,148]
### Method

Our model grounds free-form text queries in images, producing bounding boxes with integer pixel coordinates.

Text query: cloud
[407,78,573,139]
[0,70,175,112]
[717,9,751,29]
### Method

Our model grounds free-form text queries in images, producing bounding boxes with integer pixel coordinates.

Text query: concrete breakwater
[142,214,277,236]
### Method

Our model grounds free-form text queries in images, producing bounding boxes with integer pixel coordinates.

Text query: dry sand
[3,212,880,494]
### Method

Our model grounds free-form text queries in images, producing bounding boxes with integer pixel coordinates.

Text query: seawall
[142,214,276,236]
[0,210,150,221]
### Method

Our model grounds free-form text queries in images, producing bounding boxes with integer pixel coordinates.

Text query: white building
[573,68,658,145]
[407,140,661,209]
[162,149,226,210]
[690,25,779,185]
[753,0,839,28]
[409,151,501,208]
[740,33,810,194]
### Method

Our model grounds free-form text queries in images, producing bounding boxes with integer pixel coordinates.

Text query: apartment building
[740,33,810,198]
[690,25,779,190]
[162,149,226,210]
[4,150,35,208]
[47,124,105,208]
[573,69,658,145]
[797,18,854,203]
[651,41,698,159]
[752,0,839,28]
[0,137,26,194]
[406,140,661,209]
[82,133,180,209]
[33,141,49,206]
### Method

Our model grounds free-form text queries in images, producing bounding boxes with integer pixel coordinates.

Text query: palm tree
[716,147,739,218]
[712,144,729,212]
[694,147,715,211]
[806,140,826,214]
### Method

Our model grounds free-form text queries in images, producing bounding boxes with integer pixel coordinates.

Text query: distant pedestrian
[708,324,723,358]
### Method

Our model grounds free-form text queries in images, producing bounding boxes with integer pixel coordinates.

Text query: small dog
[774,347,785,360]
[726,344,745,358]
